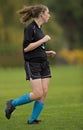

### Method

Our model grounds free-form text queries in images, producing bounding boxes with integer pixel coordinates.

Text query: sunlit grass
[0,66,83,130]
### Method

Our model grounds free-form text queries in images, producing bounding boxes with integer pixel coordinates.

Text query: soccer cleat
[35,119,41,123]
[27,119,41,125]
[5,100,15,119]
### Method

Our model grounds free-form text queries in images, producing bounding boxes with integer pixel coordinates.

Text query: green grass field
[0,66,83,130]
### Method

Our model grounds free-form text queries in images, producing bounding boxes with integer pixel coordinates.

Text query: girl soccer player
[5,4,56,124]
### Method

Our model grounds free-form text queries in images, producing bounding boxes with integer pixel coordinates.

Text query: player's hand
[46,50,56,57]
[42,35,51,42]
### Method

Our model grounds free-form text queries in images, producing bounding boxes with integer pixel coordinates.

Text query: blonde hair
[17,4,48,23]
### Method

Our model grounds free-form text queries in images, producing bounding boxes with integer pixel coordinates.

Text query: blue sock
[12,93,32,107]
[29,100,44,123]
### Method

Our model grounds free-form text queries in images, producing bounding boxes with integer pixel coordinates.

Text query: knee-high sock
[29,100,44,123]
[12,93,32,107]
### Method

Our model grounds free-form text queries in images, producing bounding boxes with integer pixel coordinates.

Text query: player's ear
[39,12,44,18]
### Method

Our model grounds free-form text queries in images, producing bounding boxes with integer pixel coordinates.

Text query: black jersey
[23,21,47,61]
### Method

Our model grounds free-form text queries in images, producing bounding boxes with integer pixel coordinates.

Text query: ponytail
[17,5,48,23]
[17,6,33,23]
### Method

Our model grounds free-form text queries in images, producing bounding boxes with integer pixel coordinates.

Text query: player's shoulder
[24,21,35,31]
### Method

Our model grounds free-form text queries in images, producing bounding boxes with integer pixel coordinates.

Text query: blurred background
[0,1,83,129]
[0,0,83,67]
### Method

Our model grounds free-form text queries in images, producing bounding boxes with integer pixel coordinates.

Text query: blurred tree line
[0,0,83,66]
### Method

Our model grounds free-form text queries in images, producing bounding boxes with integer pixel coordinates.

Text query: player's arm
[24,35,51,52]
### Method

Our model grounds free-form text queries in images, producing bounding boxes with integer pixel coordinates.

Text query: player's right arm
[24,35,51,52]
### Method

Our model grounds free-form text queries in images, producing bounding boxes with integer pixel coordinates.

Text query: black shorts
[24,60,51,80]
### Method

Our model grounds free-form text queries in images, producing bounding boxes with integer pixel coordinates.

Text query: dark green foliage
[0,0,83,66]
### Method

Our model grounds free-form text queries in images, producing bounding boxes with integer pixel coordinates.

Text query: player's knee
[43,88,48,97]
[37,91,43,99]
[34,91,43,99]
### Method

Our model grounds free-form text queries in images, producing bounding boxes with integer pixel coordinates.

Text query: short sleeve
[23,26,34,48]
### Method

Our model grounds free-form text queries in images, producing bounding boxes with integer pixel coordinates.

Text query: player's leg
[39,78,50,102]
[29,78,43,100]
[5,78,43,120]
[11,78,43,107]
[28,78,50,124]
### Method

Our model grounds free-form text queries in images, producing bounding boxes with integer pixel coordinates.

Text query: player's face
[41,8,50,23]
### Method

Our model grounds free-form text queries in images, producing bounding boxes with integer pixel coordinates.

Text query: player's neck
[34,18,43,28]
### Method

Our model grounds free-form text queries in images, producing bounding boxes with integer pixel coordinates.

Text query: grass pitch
[0,66,83,130]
